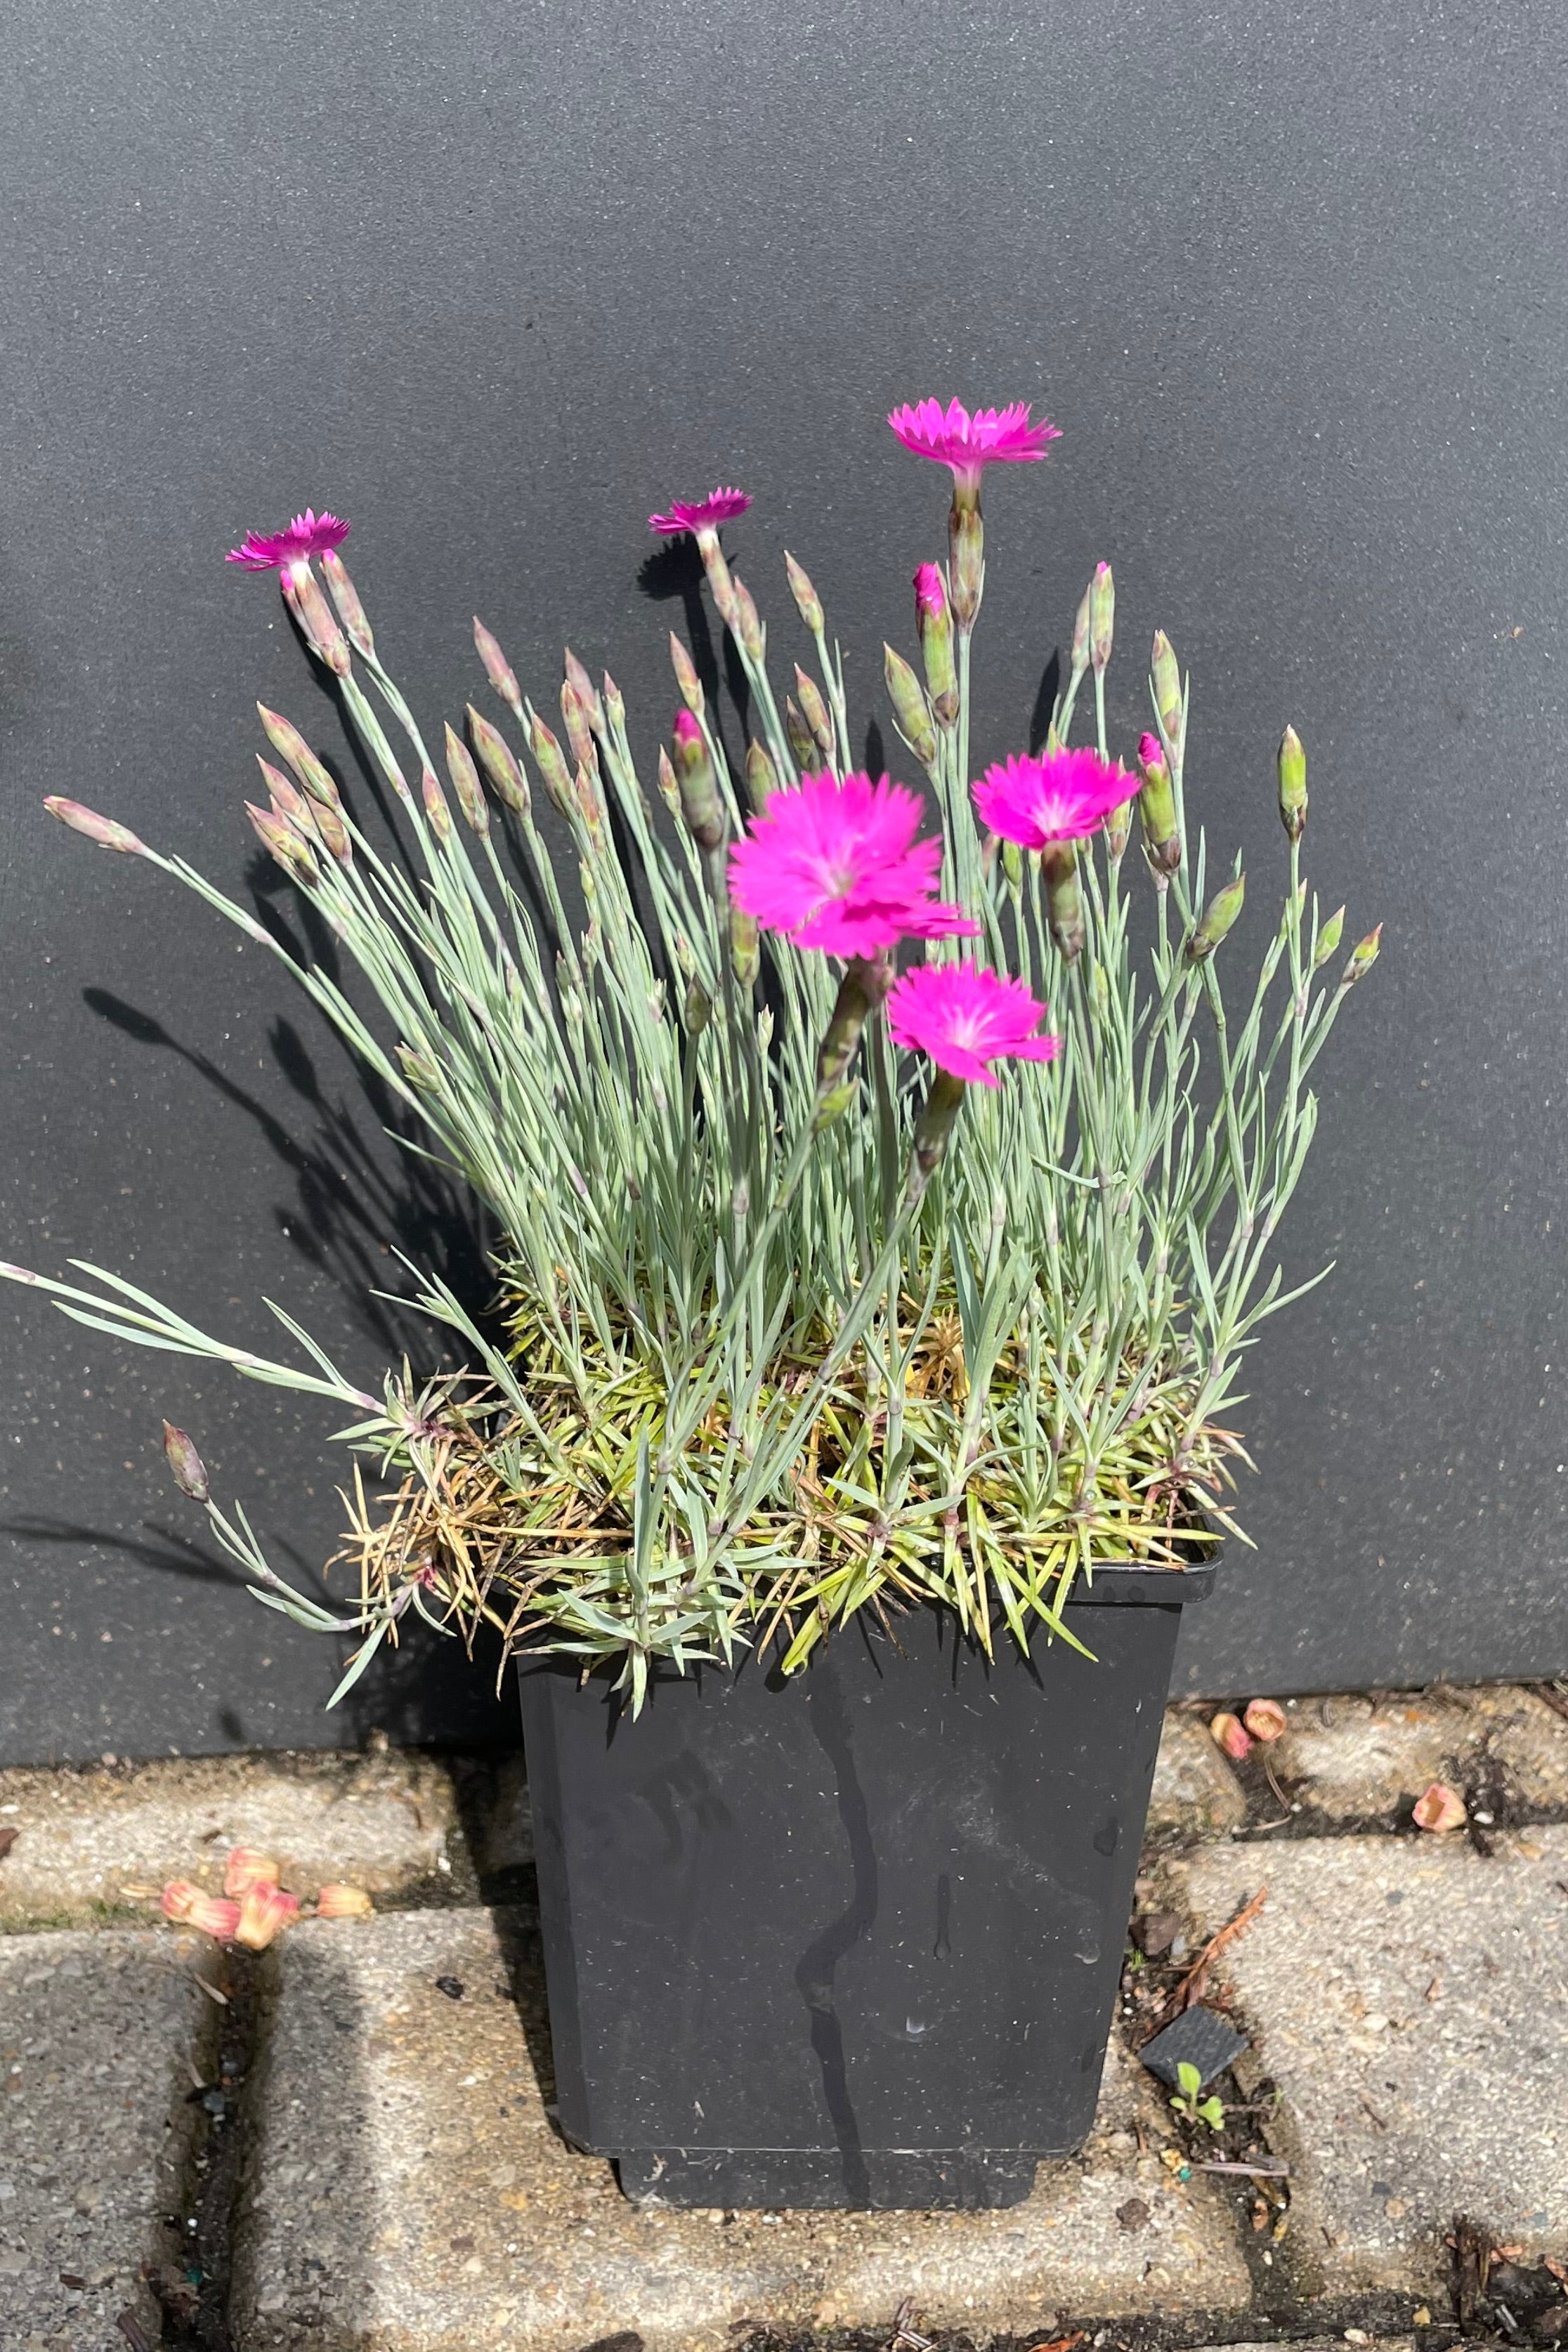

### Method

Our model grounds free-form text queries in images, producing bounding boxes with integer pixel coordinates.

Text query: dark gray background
[3,0,1564,1763]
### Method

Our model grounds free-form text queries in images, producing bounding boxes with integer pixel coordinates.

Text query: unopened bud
[1243,1698,1288,1743]
[684,976,712,1034]
[466,707,528,814]
[884,643,938,771]
[1089,561,1115,674]
[785,549,823,634]
[1151,631,1184,760]
[745,739,778,812]
[814,955,885,1121]
[560,676,596,771]
[913,563,958,712]
[224,1847,281,1899]
[671,710,724,851]
[1210,1710,1253,1762]
[1344,922,1382,987]
[235,1880,300,1951]
[1135,732,1180,875]
[398,1043,442,1091]
[256,706,339,807]
[306,792,351,865]
[602,671,625,732]
[282,567,350,677]
[315,1883,374,1919]
[1277,725,1307,842]
[527,713,575,816]
[444,723,489,835]
[320,548,374,656]
[1189,871,1246,961]
[1313,906,1345,970]
[656,746,681,818]
[1104,799,1132,860]
[563,647,603,732]
[669,632,705,718]
[948,505,984,632]
[730,901,760,990]
[574,761,606,844]
[731,573,765,663]
[909,1068,969,1194]
[785,697,816,771]
[246,801,316,884]
[1071,582,1092,679]
[419,766,452,842]
[793,667,835,764]
[1043,843,1084,963]
[162,1421,209,1501]
[44,797,148,856]
[473,617,522,714]
[257,758,317,839]
[1001,837,1024,892]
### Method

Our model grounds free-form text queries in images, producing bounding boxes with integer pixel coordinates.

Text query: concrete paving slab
[1176,1826,1568,2293]
[0,1748,462,1930]
[0,1926,217,2352]
[232,1910,1251,2352]
[1263,1686,1568,1822]
[1149,1713,1248,1839]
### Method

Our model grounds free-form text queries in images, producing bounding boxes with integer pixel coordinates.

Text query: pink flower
[648,487,752,537]
[913,562,947,620]
[729,770,977,958]
[973,747,1140,851]
[887,964,1060,1088]
[226,509,350,580]
[1137,730,1165,770]
[235,1881,301,1951]
[887,399,1060,497]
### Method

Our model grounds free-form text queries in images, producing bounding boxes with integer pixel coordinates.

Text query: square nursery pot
[517,1560,1213,2211]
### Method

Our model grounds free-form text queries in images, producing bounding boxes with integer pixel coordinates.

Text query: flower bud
[1243,1698,1288,1743]
[669,633,705,718]
[730,901,760,990]
[320,548,374,657]
[1104,799,1132,861]
[1345,923,1382,987]
[560,675,596,771]
[785,698,816,771]
[602,671,625,733]
[574,761,606,846]
[785,549,823,634]
[258,759,318,840]
[1413,1781,1466,1833]
[1210,1711,1253,1762]
[671,710,724,851]
[910,1069,969,1194]
[246,801,316,884]
[235,1880,301,1950]
[1277,725,1307,842]
[793,668,835,764]
[563,647,603,733]
[224,1847,282,1899]
[1136,738,1179,873]
[1071,583,1092,679]
[1043,843,1084,963]
[1189,873,1246,961]
[1313,906,1345,971]
[315,1883,374,1919]
[466,707,528,815]
[1151,632,1184,761]
[683,976,711,1034]
[444,723,489,835]
[420,766,453,844]
[730,573,766,663]
[814,955,887,1123]
[256,706,339,807]
[44,797,149,856]
[162,1421,209,1502]
[656,746,681,818]
[744,739,778,812]
[948,506,984,632]
[305,792,352,865]
[473,617,522,714]
[526,713,575,816]
[1089,561,1115,675]
[282,567,350,677]
[884,643,937,771]
[913,563,958,713]
[398,1043,442,1091]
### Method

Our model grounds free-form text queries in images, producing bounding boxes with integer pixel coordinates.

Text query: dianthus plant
[4,404,1380,1709]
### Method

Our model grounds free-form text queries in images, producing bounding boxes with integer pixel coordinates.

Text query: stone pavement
[1,1685,1564,2349]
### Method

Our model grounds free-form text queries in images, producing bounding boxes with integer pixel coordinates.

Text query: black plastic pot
[517,1562,1213,2210]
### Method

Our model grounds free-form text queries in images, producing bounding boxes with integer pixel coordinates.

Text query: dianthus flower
[887,400,1059,502]
[226,509,350,582]
[973,747,1140,851]
[729,771,976,958]
[887,964,1060,1088]
[648,488,752,537]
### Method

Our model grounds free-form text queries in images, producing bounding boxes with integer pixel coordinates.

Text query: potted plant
[2,396,1378,2209]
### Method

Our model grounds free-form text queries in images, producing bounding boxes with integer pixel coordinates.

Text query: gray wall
[3,0,1565,1763]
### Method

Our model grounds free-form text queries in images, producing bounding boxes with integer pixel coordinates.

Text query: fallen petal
[1209,1710,1253,1762]
[1413,1781,1467,1834]
[224,1846,282,1900]
[186,1892,243,1941]
[315,1883,374,1920]
[1242,1698,1288,1743]
[161,1879,200,1923]
[234,1881,301,1951]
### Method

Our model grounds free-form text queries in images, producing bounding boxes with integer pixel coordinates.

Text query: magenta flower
[729,770,976,958]
[887,400,1060,499]
[887,964,1060,1088]
[973,747,1140,851]
[913,562,947,620]
[226,509,350,580]
[648,487,752,538]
